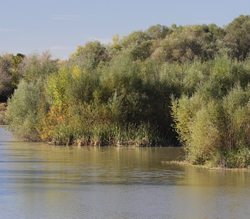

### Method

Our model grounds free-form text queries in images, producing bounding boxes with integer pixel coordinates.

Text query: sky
[1,0,250,59]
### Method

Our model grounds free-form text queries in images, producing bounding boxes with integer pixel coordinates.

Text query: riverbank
[161,160,250,171]
[4,15,250,167]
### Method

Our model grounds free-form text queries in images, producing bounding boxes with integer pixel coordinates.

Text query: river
[0,126,250,218]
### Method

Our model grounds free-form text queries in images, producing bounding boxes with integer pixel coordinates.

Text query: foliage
[151,27,202,63]
[224,15,250,60]
[5,79,45,140]
[4,51,57,140]
[40,55,170,146]
[5,15,250,168]
[70,41,110,69]
[20,51,58,82]
[0,53,24,100]
[172,59,250,167]
[146,24,172,40]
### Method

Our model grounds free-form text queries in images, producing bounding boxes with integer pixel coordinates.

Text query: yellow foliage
[111,34,122,51]
[38,105,71,141]
[112,34,120,44]
[72,65,81,79]
[47,67,70,108]
[70,46,84,60]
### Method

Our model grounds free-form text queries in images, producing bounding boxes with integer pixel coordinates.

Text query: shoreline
[161,160,250,172]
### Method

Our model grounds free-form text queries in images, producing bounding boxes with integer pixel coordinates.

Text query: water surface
[0,126,250,218]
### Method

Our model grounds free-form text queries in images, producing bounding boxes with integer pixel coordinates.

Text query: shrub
[5,79,44,140]
[172,84,250,167]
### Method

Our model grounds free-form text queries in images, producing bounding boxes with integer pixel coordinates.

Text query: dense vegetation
[3,15,250,168]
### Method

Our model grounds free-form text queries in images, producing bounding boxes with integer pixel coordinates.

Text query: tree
[146,24,172,40]
[20,51,58,82]
[0,53,25,101]
[151,27,202,63]
[70,41,110,69]
[224,15,250,60]
[119,30,153,61]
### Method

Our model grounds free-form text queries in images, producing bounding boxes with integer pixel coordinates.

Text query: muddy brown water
[0,126,250,218]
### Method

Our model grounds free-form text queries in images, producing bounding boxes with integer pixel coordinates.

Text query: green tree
[146,24,172,40]
[0,53,25,100]
[20,51,58,82]
[151,27,202,63]
[5,79,45,141]
[70,41,110,69]
[120,30,153,61]
[224,15,250,60]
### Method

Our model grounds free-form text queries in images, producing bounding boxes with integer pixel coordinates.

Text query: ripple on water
[0,126,250,218]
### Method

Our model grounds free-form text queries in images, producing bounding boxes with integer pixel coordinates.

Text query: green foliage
[224,15,250,60]
[146,24,172,40]
[70,41,110,69]
[119,30,153,61]
[46,65,72,108]
[20,51,58,82]
[0,54,12,97]
[5,79,44,140]
[0,53,24,100]
[225,147,250,168]
[4,51,57,140]
[37,54,176,146]
[6,15,250,169]
[111,34,122,51]
[151,28,202,63]
[172,61,250,167]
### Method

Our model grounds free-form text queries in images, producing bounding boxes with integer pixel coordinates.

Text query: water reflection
[2,143,185,185]
[169,164,250,218]
[1,126,250,218]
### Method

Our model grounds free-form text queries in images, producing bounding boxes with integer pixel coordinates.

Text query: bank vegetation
[2,15,250,168]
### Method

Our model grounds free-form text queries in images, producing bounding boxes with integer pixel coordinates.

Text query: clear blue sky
[1,0,250,59]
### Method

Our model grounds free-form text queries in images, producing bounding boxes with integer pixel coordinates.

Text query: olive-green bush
[172,58,250,167]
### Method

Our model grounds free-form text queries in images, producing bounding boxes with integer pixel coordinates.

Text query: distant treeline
[3,15,250,167]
